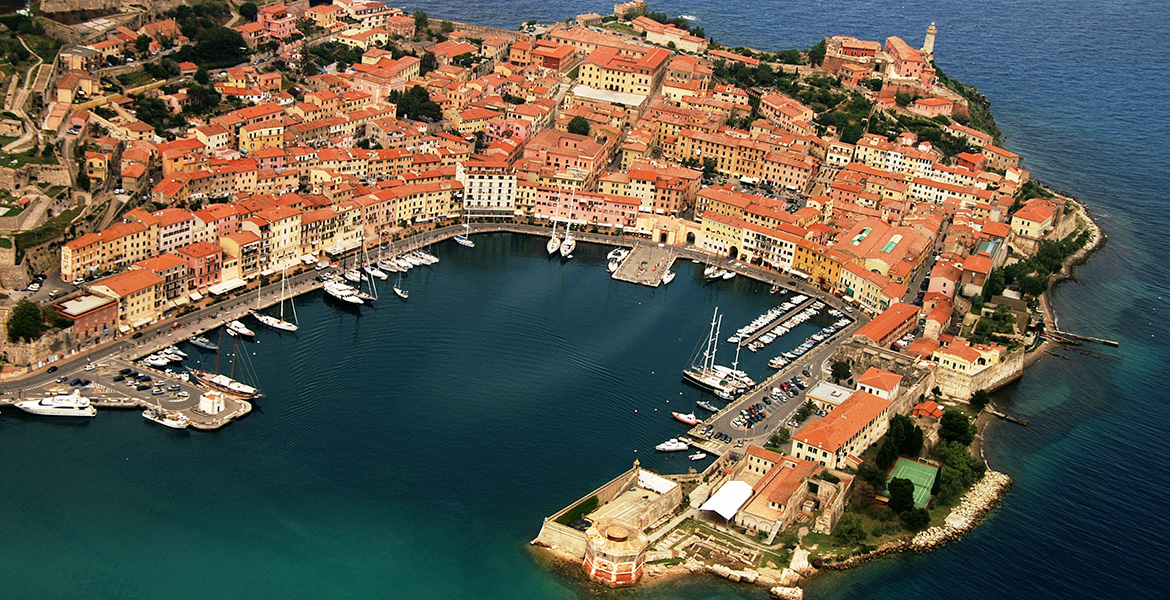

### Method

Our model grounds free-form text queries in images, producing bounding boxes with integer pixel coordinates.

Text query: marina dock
[735,295,817,347]
[611,244,676,287]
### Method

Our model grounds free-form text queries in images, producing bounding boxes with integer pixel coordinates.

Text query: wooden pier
[1052,330,1120,347]
[611,244,676,287]
[986,407,1029,426]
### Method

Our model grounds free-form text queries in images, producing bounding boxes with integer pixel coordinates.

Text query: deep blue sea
[2,1,1168,598]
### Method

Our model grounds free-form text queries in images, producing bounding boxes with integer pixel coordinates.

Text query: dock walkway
[611,244,676,287]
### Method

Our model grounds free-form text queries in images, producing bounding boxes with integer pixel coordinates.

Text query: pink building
[258,4,296,39]
[176,241,224,291]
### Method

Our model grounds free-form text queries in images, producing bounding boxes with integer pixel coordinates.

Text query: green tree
[768,429,791,447]
[939,410,976,446]
[807,39,826,66]
[419,51,437,75]
[983,268,1006,301]
[900,507,931,529]
[857,462,884,488]
[194,66,210,85]
[135,34,152,54]
[796,400,815,421]
[895,92,912,107]
[440,20,455,33]
[831,359,851,383]
[833,513,867,545]
[970,389,991,411]
[413,10,429,31]
[76,163,90,192]
[876,440,895,470]
[567,116,591,136]
[185,85,221,114]
[6,299,45,343]
[887,477,915,513]
[239,2,258,21]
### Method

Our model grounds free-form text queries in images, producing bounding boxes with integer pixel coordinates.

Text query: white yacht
[344,269,363,283]
[662,269,677,284]
[606,247,629,261]
[323,281,364,305]
[655,438,689,452]
[559,229,576,258]
[682,308,746,399]
[16,390,97,417]
[226,320,254,338]
[251,269,299,332]
[364,265,388,280]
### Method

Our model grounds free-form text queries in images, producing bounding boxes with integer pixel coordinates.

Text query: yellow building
[90,270,164,330]
[239,121,286,154]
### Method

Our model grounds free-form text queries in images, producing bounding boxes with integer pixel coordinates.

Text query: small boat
[142,407,190,429]
[696,401,719,412]
[417,250,439,264]
[378,259,402,272]
[393,286,409,299]
[689,452,707,461]
[187,336,218,351]
[344,269,363,283]
[722,270,737,280]
[607,258,621,273]
[672,411,699,425]
[365,265,388,280]
[546,233,561,255]
[251,310,298,332]
[607,248,629,261]
[226,320,254,338]
[655,438,689,452]
[163,345,187,358]
[454,234,475,248]
[394,257,413,270]
[770,284,781,294]
[663,270,676,284]
[401,253,424,267]
[15,390,97,417]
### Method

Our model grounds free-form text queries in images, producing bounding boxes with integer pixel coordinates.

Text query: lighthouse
[922,22,938,61]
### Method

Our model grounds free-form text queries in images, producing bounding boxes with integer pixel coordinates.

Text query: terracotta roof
[795,390,890,453]
[857,367,902,392]
[134,253,188,271]
[94,269,163,297]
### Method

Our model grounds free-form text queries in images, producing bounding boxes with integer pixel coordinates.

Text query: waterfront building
[131,253,191,306]
[89,270,164,331]
[793,390,892,469]
[456,157,517,219]
[52,295,117,343]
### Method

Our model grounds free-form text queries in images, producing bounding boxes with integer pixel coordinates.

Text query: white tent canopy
[698,480,753,520]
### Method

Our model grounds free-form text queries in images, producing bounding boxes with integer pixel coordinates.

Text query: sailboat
[393,272,409,300]
[662,250,676,284]
[190,330,260,399]
[454,210,474,247]
[546,195,562,255]
[559,197,576,258]
[250,268,298,332]
[682,307,746,399]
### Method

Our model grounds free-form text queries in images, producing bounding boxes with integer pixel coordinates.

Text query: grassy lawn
[46,185,67,199]
[0,205,24,217]
[601,22,639,36]
[116,70,158,89]
[21,33,61,62]
[0,149,58,168]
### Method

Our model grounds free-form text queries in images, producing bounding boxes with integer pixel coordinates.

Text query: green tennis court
[885,458,939,508]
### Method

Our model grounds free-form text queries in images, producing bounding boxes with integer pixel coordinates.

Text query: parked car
[47,365,57,373]
[132,332,143,339]
[112,375,125,382]
[136,384,151,391]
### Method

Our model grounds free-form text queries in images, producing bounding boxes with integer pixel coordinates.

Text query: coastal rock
[770,585,805,600]
[778,568,803,587]
[909,471,1013,551]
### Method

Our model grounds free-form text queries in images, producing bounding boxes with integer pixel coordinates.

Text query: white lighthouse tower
[922,22,938,61]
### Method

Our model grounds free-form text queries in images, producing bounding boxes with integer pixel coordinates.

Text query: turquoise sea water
[3,1,1169,598]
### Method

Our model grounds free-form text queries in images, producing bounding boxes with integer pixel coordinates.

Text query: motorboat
[689,452,707,461]
[393,257,413,270]
[722,270,736,280]
[365,265,388,280]
[662,270,676,284]
[226,320,254,338]
[163,346,187,358]
[186,336,218,351]
[144,354,170,368]
[697,401,719,412]
[15,390,97,417]
[402,253,424,267]
[417,250,439,264]
[607,258,621,273]
[655,438,689,452]
[672,411,699,425]
[344,269,363,283]
[142,407,190,429]
[606,248,629,261]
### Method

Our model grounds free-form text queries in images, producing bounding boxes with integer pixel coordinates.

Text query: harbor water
[2,0,1168,598]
